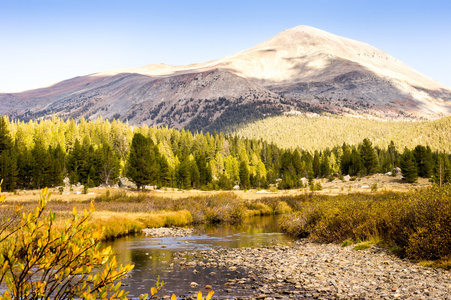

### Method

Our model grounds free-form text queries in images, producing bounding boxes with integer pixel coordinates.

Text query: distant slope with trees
[234,114,451,152]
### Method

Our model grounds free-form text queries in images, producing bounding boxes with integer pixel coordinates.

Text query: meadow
[0,189,292,243]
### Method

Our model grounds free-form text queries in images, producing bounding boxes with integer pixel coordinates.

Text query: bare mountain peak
[1,25,451,128]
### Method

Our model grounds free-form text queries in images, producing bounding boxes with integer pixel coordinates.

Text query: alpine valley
[2,25,451,133]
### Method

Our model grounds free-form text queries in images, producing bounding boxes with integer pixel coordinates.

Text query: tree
[360,138,378,175]
[126,133,159,191]
[413,145,433,178]
[0,150,18,191]
[190,160,200,189]
[158,155,172,187]
[31,138,52,189]
[320,155,331,177]
[176,155,191,189]
[99,144,121,185]
[239,160,250,189]
[340,143,352,175]
[433,153,451,186]
[0,117,12,155]
[349,148,363,176]
[312,151,320,178]
[401,148,418,183]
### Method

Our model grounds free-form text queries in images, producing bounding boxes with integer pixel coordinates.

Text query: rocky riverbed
[173,240,451,299]
[142,227,194,238]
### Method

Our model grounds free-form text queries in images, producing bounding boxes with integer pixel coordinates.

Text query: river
[105,214,293,299]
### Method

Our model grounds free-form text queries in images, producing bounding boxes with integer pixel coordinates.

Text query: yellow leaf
[197,291,202,300]
[206,290,214,300]
[151,287,157,296]
[171,294,177,300]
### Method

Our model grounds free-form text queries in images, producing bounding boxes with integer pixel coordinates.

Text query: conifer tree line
[0,116,450,192]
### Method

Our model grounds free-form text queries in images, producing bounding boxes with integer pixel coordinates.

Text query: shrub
[0,189,125,299]
[371,183,378,192]
[0,187,163,300]
[280,186,451,265]
[274,201,292,214]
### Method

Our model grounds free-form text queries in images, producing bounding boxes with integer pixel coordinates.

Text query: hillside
[234,114,451,152]
[1,25,451,131]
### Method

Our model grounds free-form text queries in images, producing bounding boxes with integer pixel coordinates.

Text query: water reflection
[105,215,293,299]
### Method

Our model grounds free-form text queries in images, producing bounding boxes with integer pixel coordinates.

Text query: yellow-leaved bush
[0,187,163,300]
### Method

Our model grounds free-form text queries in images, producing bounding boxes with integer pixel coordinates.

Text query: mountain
[2,25,451,131]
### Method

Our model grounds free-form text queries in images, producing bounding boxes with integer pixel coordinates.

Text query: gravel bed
[176,240,451,299]
[142,227,194,238]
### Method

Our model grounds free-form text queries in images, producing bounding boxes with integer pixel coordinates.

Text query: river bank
[177,240,451,299]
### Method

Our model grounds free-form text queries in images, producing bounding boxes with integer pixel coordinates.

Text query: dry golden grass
[1,174,431,204]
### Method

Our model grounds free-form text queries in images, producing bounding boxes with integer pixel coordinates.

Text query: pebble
[184,240,451,299]
[142,227,194,237]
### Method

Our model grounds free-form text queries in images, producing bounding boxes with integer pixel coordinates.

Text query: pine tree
[190,160,200,189]
[158,155,171,187]
[312,151,320,178]
[401,148,418,183]
[66,139,83,185]
[292,149,303,176]
[349,148,363,176]
[387,140,398,167]
[126,133,159,190]
[433,153,451,186]
[340,143,351,175]
[0,150,18,191]
[320,155,331,177]
[413,145,433,178]
[31,139,52,189]
[98,144,121,186]
[239,160,250,189]
[0,117,12,155]
[177,157,191,189]
[360,138,378,175]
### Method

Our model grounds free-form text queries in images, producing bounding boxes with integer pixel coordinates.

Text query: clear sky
[1,0,450,92]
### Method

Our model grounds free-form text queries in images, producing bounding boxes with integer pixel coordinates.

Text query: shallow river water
[105,215,294,299]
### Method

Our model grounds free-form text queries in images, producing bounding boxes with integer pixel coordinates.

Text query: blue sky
[1,0,450,92]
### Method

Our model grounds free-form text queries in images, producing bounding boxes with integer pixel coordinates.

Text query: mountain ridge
[1,25,451,130]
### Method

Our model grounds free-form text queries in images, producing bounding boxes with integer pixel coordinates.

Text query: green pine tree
[239,160,250,189]
[360,138,378,175]
[126,133,159,191]
[0,117,12,155]
[413,145,433,178]
[401,148,418,183]
[433,153,451,186]
[158,155,171,187]
[177,158,191,189]
[0,150,18,191]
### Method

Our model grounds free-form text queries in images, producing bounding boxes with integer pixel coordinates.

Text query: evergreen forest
[235,114,451,152]
[0,116,450,192]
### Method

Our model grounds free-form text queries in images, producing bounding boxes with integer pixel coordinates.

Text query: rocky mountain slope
[2,25,451,131]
